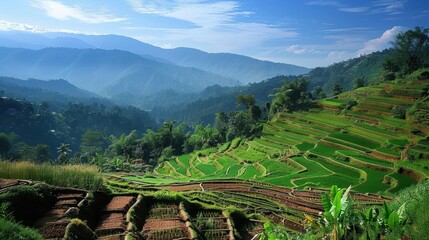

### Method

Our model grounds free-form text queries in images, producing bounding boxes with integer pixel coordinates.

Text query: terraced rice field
[103,176,392,234]
[1,80,427,236]
[149,81,428,197]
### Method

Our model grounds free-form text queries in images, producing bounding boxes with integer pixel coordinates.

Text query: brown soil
[0,179,20,189]
[267,213,304,232]
[144,218,185,230]
[398,168,421,182]
[96,213,126,231]
[142,202,191,240]
[98,234,125,240]
[95,195,136,238]
[38,222,69,239]
[369,151,399,162]
[0,179,32,193]
[316,102,342,110]
[32,190,86,239]
[104,196,136,212]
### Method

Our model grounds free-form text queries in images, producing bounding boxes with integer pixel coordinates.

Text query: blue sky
[0,0,428,68]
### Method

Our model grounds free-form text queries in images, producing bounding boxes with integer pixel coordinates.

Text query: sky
[0,0,428,68]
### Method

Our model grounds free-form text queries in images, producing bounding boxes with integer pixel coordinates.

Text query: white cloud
[128,0,252,27]
[357,26,403,55]
[32,0,127,24]
[0,20,78,33]
[327,51,353,63]
[285,45,317,55]
[371,0,406,14]
[339,7,369,13]
[133,22,298,52]
[309,0,406,16]
[306,1,343,7]
[128,0,297,53]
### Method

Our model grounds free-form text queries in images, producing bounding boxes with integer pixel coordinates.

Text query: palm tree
[56,143,71,164]
[163,120,176,147]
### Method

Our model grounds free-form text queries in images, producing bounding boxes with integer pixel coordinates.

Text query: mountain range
[0,31,310,88]
[0,47,238,97]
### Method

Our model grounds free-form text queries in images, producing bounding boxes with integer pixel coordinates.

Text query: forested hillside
[0,94,156,159]
[307,50,390,93]
[151,75,296,124]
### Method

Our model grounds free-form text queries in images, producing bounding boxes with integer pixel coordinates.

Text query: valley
[0,6,428,239]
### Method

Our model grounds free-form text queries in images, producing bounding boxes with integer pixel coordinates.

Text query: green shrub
[391,105,408,119]
[0,217,43,240]
[390,180,429,239]
[0,184,56,225]
[63,218,97,240]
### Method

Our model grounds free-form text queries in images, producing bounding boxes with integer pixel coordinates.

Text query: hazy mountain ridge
[0,31,310,84]
[0,47,238,97]
[0,77,97,98]
[0,76,113,110]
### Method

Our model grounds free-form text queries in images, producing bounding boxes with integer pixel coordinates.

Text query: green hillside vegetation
[151,75,295,124]
[307,50,389,93]
[0,95,156,155]
[129,78,429,196]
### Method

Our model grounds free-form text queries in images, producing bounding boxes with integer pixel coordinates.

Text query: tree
[163,120,176,147]
[108,130,138,157]
[248,105,262,121]
[332,83,343,96]
[391,26,429,74]
[383,58,401,80]
[56,143,71,164]
[215,112,229,141]
[80,130,104,154]
[0,133,11,159]
[8,142,33,160]
[236,94,256,109]
[271,78,311,114]
[353,78,365,89]
[263,102,271,120]
[33,144,51,162]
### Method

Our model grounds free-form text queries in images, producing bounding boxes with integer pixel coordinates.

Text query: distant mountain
[0,31,310,84]
[151,75,297,124]
[0,77,97,98]
[156,48,310,84]
[307,49,390,93]
[112,84,241,111]
[0,47,238,97]
[0,76,111,110]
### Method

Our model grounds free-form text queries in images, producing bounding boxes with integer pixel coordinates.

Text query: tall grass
[0,161,104,191]
[0,217,43,240]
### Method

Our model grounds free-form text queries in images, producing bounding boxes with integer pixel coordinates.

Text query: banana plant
[358,206,380,240]
[259,221,289,240]
[321,185,352,240]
